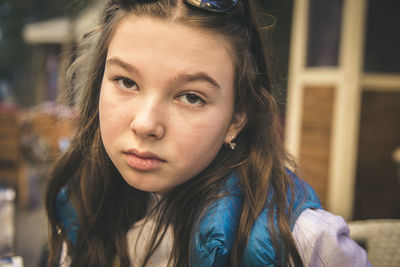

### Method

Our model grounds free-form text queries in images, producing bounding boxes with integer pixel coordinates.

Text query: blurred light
[23,17,72,44]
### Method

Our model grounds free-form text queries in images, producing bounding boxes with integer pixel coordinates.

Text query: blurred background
[0,0,399,266]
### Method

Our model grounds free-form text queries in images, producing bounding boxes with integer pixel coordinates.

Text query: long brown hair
[46,0,303,266]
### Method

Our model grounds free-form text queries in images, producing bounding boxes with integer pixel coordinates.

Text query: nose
[130,96,166,140]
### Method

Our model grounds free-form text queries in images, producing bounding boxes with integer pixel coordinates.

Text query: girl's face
[99,15,246,195]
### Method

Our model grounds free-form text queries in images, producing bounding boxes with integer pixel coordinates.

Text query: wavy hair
[46,0,303,266]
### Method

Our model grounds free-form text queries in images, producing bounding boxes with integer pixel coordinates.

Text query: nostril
[130,119,165,140]
[149,133,159,138]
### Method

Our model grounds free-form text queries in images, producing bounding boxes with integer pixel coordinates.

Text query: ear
[224,110,247,144]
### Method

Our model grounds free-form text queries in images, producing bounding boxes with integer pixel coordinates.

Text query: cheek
[99,88,125,144]
[171,113,230,159]
[99,91,112,139]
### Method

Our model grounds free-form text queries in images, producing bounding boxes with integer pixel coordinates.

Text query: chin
[123,178,165,194]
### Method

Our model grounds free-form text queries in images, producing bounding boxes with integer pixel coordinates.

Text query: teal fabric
[241,170,322,266]
[56,170,321,266]
[55,187,78,245]
[190,175,242,266]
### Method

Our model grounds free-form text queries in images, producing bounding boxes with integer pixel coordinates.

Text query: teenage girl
[45,0,371,266]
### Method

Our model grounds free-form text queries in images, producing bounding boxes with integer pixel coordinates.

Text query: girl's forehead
[109,14,236,63]
[106,15,235,82]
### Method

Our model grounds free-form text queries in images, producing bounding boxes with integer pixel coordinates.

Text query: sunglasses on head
[185,0,239,12]
[134,0,240,13]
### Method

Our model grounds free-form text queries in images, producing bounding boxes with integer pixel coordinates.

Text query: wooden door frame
[285,0,368,220]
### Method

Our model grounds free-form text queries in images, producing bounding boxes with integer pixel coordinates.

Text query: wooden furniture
[349,219,400,266]
[0,109,29,207]
[0,107,76,208]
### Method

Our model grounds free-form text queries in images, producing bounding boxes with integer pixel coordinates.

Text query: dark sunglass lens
[186,0,239,12]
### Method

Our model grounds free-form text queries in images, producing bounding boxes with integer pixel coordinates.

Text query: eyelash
[111,76,206,107]
[112,76,138,91]
[176,93,205,107]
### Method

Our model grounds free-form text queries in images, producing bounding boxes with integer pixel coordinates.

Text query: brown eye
[186,94,201,104]
[177,93,205,106]
[122,78,135,88]
[115,77,138,90]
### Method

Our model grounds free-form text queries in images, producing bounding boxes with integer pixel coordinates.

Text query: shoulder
[286,170,322,226]
[241,171,322,265]
[293,208,372,267]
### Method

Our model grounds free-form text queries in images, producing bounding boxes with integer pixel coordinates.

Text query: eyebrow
[106,57,139,74]
[174,72,221,89]
[106,56,221,89]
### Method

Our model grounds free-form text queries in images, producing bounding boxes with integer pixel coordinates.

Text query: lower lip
[124,153,164,171]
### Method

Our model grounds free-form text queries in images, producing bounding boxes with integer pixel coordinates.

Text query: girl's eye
[114,77,138,91]
[177,93,205,106]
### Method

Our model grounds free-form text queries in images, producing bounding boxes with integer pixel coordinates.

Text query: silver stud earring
[228,141,236,150]
[228,136,236,150]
